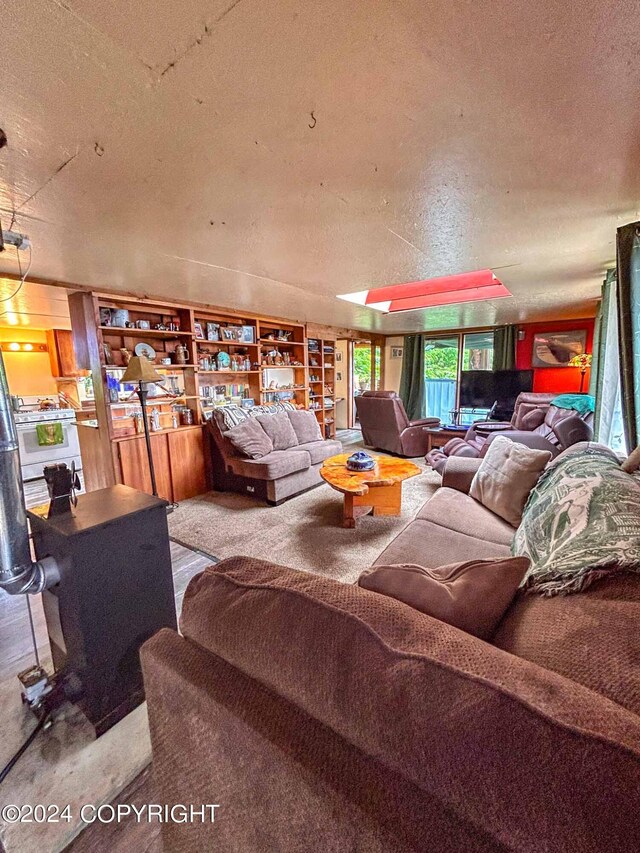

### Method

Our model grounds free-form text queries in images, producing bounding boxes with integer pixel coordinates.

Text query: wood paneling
[167,428,207,501]
[117,434,173,502]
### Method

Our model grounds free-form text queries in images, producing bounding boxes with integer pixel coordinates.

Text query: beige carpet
[169,457,441,584]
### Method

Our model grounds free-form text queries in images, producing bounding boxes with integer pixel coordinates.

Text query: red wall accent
[515,318,595,394]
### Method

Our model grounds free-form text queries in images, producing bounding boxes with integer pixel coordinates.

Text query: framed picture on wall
[336,371,343,382]
[531,329,587,367]
[335,350,342,363]
[391,347,403,359]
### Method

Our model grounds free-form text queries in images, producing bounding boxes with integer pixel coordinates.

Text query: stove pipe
[0,351,59,594]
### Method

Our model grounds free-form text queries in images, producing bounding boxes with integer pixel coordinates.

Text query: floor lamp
[569,353,592,394]
[121,356,166,497]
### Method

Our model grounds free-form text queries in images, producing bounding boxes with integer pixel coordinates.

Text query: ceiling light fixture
[338,269,512,313]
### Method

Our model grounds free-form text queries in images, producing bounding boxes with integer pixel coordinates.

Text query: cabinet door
[167,428,207,502]
[47,329,80,377]
[117,434,173,501]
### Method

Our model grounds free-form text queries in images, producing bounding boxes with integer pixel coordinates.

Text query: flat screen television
[459,369,534,416]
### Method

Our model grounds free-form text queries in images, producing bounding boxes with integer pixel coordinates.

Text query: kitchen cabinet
[47,329,83,377]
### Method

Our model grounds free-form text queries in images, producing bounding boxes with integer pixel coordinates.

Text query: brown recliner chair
[427,392,593,473]
[355,391,440,457]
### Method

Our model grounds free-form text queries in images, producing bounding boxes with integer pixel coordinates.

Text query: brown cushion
[229,449,311,480]
[470,436,551,527]
[287,409,323,443]
[225,417,273,459]
[417,487,515,547]
[295,439,342,464]
[520,408,547,431]
[358,558,530,640]
[256,412,299,450]
[373,518,512,569]
[179,557,640,852]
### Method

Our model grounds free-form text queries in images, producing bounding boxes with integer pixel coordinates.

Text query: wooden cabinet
[117,433,173,502]
[167,428,207,501]
[47,329,82,377]
[115,426,207,503]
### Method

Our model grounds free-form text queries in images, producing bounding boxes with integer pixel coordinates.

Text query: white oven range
[14,409,82,481]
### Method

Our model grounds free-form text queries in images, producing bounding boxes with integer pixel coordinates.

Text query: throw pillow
[513,444,640,595]
[287,409,323,444]
[218,405,250,430]
[470,436,551,528]
[224,417,273,459]
[358,558,530,640]
[256,412,299,450]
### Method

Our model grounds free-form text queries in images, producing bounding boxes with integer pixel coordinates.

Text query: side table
[423,426,469,454]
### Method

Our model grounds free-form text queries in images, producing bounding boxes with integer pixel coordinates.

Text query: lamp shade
[568,353,592,371]
[121,355,164,384]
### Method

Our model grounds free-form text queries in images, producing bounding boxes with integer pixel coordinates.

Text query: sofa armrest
[553,416,593,449]
[472,421,512,436]
[482,430,559,456]
[441,456,483,492]
[408,417,441,428]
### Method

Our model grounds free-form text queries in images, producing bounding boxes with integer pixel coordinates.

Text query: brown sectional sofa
[142,444,640,852]
[207,407,342,504]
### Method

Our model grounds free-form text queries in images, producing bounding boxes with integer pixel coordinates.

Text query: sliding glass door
[424,336,459,423]
[424,330,495,425]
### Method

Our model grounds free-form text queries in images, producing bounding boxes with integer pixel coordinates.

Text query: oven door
[16,419,81,480]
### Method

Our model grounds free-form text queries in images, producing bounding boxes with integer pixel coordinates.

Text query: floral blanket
[512,444,640,595]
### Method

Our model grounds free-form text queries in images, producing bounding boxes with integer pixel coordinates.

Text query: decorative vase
[346,451,376,471]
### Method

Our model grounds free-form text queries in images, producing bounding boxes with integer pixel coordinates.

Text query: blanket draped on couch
[513,443,640,595]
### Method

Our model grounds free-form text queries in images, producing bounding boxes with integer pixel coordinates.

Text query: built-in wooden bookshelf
[307,337,336,439]
[70,292,320,501]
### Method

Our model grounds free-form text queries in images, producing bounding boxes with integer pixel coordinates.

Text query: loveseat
[206,404,342,504]
[142,443,640,852]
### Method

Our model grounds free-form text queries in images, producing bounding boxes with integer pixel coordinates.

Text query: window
[462,331,494,370]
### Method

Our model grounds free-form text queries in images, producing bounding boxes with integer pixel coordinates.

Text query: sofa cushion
[513,443,640,595]
[295,439,342,464]
[358,557,530,640]
[224,417,273,459]
[373,518,511,569]
[229,449,311,480]
[287,409,323,443]
[417,487,515,547]
[470,436,551,528]
[256,412,299,450]
[493,572,640,716]
[179,558,640,852]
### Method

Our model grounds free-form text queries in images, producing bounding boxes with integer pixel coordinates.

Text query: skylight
[337,269,511,313]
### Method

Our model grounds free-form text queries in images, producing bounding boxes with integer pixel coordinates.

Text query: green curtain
[616,222,640,450]
[399,334,426,420]
[493,325,517,370]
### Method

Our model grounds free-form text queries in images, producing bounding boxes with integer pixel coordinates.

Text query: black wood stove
[27,484,177,736]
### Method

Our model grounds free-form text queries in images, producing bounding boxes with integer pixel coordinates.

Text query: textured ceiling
[1,0,637,333]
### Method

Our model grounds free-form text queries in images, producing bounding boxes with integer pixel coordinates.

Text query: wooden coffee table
[320,453,421,528]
